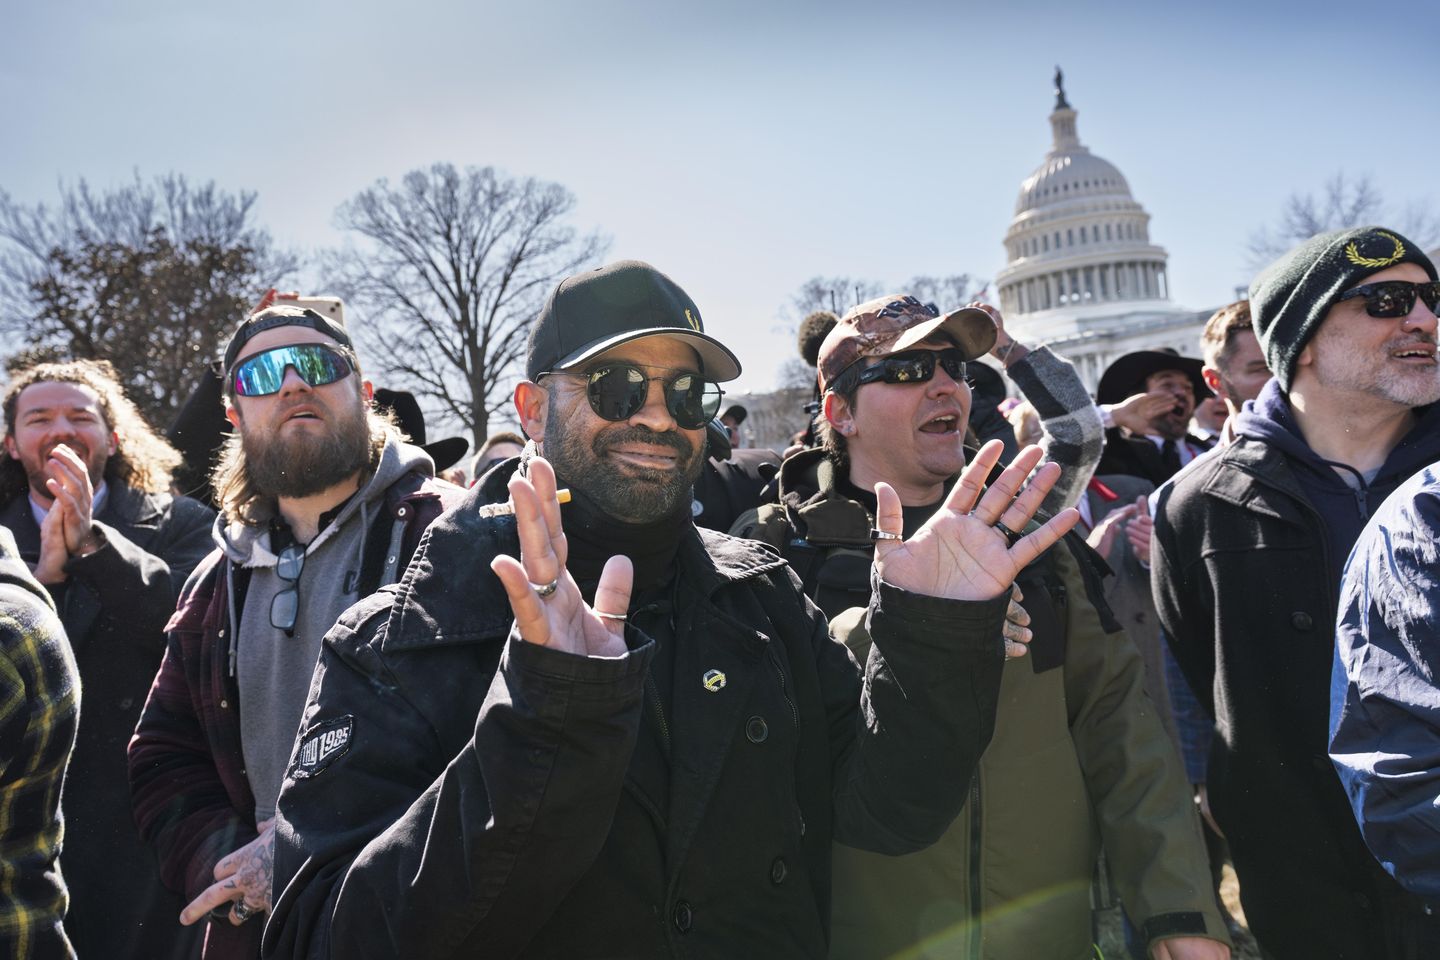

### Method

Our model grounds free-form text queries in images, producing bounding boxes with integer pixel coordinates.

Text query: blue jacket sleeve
[1330,465,1440,900]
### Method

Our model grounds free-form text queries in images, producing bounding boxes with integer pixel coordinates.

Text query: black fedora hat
[1095,349,1210,406]
[373,388,469,472]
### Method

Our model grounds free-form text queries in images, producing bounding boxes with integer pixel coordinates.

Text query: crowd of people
[0,226,1436,960]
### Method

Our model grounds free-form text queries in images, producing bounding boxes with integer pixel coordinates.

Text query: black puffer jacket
[263,476,1009,959]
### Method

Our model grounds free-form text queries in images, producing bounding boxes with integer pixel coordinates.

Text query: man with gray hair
[1154,227,1440,958]
[128,306,460,959]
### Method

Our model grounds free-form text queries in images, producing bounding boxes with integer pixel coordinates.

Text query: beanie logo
[1345,231,1406,269]
[684,309,701,332]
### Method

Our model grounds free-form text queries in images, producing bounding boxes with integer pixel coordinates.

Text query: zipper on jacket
[967,774,982,958]
[645,675,671,760]
[767,646,801,731]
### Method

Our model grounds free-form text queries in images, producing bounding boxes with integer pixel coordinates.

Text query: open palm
[875,442,1079,601]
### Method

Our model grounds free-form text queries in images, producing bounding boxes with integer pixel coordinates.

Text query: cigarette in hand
[478,489,572,518]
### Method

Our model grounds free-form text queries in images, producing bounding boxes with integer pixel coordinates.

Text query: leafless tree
[1247,172,1440,271]
[786,276,885,324]
[326,164,607,448]
[901,274,989,311]
[0,173,296,425]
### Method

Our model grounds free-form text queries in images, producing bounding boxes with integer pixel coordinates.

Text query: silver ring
[232,900,255,923]
[870,528,903,542]
[993,520,1023,547]
[530,578,559,598]
[595,611,627,622]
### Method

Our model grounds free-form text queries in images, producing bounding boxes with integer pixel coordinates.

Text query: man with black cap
[1153,227,1440,958]
[128,306,462,960]
[1095,348,1213,485]
[736,294,1228,960]
[262,261,1079,959]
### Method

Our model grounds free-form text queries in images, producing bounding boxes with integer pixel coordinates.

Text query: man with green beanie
[1153,226,1440,958]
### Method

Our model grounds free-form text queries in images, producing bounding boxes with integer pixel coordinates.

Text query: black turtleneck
[556,482,691,601]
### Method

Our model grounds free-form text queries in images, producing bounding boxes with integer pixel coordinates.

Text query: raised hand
[1109,391,1175,434]
[1125,494,1153,566]
[873,441,1079,602]
[33,497,70,584]
[1087,503,1138,558]
[1002,584,1032,659]
[490,457,631,659]
[971,300,1029,367]
[180,818,275,926]
[45,444,100,557]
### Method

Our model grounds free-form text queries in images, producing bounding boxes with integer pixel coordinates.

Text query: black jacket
[263,481,1008,960]
[0,484,213,960]
[1152,384,1440,957]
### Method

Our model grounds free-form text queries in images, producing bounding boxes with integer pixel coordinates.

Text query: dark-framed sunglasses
[1335,280,1440,319]
[854,348,970,388]
[269,542,305,633]
[542,363,723,430]
[232,343,355,397]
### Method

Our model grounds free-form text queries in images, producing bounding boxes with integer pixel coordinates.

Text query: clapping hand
[45,444,99,556]
[872,441,1079,602]
[491,457,631,659]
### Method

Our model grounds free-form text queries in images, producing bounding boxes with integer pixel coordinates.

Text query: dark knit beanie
[1249,226,1437,391]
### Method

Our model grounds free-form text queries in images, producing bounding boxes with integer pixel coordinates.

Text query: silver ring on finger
[596,611,627,622]
[870,528,903,542]
[993,519,1023,547]
[530,578,559,599]
[232,900,255,923]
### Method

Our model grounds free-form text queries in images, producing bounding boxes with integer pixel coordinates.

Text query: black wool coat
[0,483,214,960]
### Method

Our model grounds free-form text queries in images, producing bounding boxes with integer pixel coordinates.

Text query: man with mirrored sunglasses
[1154,227,1440,958]
[733,293,1228,960]
[263,260,1080,959]
[129,305,463,960]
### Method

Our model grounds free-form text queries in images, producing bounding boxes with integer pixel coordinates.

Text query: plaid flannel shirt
[0,553,80,960]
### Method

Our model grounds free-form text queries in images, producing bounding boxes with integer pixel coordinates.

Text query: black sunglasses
[854,348,970,388]
[543,363,723,430]
[269,542,305,633]
[1335,280,1440,319]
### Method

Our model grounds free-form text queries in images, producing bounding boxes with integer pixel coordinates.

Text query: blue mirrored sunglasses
[232,344,355,397]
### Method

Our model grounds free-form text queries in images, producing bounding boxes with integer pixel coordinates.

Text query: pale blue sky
[5,0,1436,394]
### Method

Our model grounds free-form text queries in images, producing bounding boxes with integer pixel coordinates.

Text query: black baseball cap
[525,260,742,382]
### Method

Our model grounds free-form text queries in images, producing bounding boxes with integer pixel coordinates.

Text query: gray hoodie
[216,438,433,821]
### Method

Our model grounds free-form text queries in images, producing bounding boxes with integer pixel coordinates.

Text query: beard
[241,399,373,499]
[543,396,703,524]
[1318,331,1440,409]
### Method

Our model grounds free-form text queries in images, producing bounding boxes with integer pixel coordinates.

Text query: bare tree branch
[0,173,297,426]
[1246,172,1439,271]
[326,164,608,448]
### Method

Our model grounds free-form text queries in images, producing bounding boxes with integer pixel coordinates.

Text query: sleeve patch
[289,715,354,780]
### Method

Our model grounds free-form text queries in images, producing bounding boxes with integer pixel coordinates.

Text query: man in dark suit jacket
[2,359,212,960]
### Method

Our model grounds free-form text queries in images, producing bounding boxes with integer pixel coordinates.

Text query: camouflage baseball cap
[817,295,997,392]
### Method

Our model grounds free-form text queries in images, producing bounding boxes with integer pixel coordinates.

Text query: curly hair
[2,359,183,502]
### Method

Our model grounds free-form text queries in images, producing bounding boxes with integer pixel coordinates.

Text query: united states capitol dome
[996,70,1170,319]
